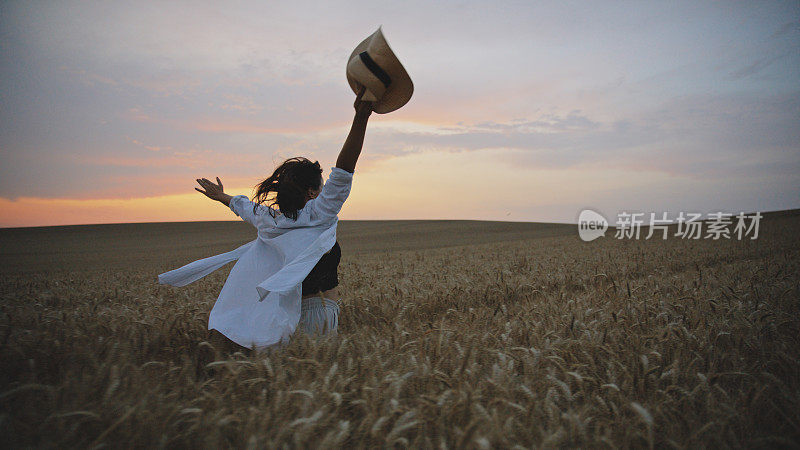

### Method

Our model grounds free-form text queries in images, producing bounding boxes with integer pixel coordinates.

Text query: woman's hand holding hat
[354,85,373,118]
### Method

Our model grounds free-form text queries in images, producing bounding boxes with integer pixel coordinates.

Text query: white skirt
[296,297,340,336]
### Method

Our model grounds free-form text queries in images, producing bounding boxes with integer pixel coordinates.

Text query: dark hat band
[358,51,392,88]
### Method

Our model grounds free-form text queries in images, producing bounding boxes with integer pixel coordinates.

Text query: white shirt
[158,167,353,349]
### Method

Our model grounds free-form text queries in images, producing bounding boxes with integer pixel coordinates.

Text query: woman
[158,87,373,350]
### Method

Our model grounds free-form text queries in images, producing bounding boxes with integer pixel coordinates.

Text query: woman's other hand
[195,177,232,206]
[354,85,373,118]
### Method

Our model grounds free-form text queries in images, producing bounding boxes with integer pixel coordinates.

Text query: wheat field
[1,213,798,448]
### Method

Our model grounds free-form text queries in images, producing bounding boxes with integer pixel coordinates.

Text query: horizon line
[2,208,798,231]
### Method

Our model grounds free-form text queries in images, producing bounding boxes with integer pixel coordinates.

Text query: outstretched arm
[196,177,232,207]
[336,86,373,173]
[197,177,274,227]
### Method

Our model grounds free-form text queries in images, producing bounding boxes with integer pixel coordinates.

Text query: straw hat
[346,26,413,114]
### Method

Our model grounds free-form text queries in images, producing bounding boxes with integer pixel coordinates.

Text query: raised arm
[336,86,373,173]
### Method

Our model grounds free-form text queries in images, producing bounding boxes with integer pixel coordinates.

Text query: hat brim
[346,27,413,114]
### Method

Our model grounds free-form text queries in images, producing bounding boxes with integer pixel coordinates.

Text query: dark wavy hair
[252,157,323,220]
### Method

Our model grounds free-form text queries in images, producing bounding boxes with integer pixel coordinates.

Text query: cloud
[361,90,800,177]
[729,51,792,80]
[770,20,800,38]
[3,86,796,201]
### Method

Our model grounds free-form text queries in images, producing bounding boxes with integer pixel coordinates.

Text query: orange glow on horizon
[0,191,251,228]
[1,149,691,228]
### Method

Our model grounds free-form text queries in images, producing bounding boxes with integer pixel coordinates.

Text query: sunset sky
[1,1,798,228]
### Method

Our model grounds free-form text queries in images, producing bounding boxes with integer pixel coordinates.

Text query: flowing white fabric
[157,167,353,350]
